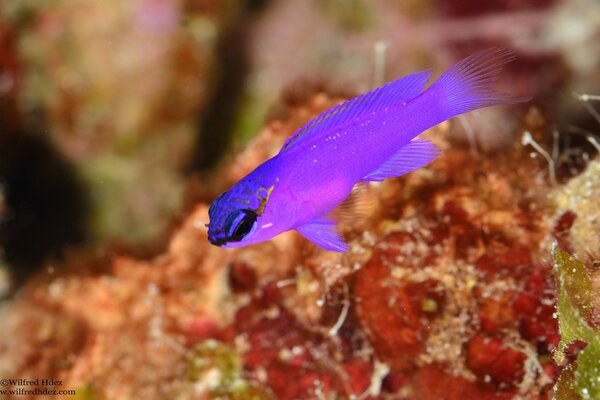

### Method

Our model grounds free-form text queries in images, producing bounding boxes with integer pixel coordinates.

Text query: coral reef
[0,96,564,398]
[552,247,599,400]
[552,159,600,261]
[1,0,600,399]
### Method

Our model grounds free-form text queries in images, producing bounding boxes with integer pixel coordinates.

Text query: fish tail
[427,48,529,118]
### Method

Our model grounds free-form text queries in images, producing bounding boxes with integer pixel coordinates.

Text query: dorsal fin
[280,69,432,153]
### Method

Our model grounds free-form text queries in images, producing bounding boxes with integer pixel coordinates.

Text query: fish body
[208,48,527,252]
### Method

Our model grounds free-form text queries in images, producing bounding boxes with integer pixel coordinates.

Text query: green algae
[183,339,272,400]
[572,342,600,400]
[318,0,375,31]
[73,384,101,400]
[553,246,600,400]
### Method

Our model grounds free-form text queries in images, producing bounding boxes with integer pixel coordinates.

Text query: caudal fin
[429,48,529,118]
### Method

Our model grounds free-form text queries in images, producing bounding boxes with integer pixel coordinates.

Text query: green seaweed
[552,245,600,400]
[318,0,375,31]
[73,384,101,400]
[184,339,273,400]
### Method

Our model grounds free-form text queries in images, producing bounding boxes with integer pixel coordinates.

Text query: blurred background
[1,1,600,399]
[0,0,598,292]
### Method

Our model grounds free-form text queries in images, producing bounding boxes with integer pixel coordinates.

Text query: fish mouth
[208,236,227,247]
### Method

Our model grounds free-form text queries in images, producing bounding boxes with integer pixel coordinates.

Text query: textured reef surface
[1,0,600,399]
[2,93,593,398]
[552,247,600,400]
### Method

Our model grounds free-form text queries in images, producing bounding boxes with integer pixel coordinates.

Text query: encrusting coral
[552,158,600,262]
[0,90,572,399]
[2,0,600,397]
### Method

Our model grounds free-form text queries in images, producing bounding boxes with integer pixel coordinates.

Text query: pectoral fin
[296,218,349,252]
[329,183,374,224]
[362,139,440,182]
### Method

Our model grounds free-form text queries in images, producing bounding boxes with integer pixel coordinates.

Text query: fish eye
[225,209,257,242]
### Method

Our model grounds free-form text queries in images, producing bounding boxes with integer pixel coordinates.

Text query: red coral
[183,316,220,346]
[478,291,518,334]
[355,237,445,371]
[234,289,372,399]
[441,200,481,259]
[475,241,532,280]
[382,372,410,395]
[513,272,559,347]
[553,211,576,253]
[414,364,516,400]
[228,260,258,293]
[466,335,526,386]
[342,360,373,396]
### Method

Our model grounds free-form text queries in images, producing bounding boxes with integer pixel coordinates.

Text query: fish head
[207,195,259,247]
[207,177,281,248]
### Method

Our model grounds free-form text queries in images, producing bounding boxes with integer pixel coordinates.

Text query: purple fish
[207,48,527,252]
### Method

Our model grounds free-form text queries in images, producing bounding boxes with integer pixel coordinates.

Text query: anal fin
[362,139,440,182]
[296,218,349,252]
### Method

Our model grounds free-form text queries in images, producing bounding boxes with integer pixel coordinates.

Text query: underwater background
[1,0,600,399]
